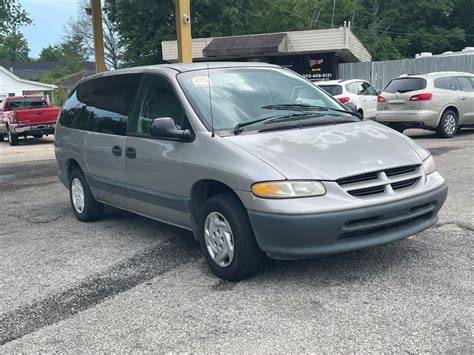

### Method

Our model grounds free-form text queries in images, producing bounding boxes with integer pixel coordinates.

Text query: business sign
[271,53,336,80]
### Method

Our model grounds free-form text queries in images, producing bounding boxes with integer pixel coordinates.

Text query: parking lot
[0,130,472,352]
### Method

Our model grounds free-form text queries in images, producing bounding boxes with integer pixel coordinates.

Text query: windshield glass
[318,84,343,96]
[384,78,427,93]
[177,67,350,131]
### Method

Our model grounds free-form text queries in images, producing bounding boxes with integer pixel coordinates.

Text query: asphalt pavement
[0,130,472,352]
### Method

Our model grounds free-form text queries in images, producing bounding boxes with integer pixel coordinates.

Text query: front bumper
[9,123,56,135]
[248,183,448,259]
[375,110,439,128]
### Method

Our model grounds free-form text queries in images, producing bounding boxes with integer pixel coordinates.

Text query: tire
[69,168,104,222]
[198,193,263,281]
[0,133,4,141]
[7,128,18,146]
[436,110,458,138]
[32,134,42,139]
[357,109,364,118]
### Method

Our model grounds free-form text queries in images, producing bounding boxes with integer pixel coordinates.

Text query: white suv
[376,72,474,138]
[314,79,378,118]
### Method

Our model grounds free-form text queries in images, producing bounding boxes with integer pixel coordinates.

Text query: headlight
[251,181,326,199]
[422,155,436,175]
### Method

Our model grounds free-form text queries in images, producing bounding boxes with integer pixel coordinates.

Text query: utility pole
[175,0,192,63]
[331,0,336,28]
[90,0,106,73]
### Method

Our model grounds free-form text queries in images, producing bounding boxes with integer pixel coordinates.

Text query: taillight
[338,96,350,104]
[377,95,385,102]
[409,93,432,101]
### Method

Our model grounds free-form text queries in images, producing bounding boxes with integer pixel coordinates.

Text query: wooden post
[176,0,192,63]
[91,0,106,72]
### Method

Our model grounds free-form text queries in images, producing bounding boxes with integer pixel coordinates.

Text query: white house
[0,65,57,104]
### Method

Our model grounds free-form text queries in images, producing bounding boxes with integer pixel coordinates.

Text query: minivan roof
[75,62,281,87]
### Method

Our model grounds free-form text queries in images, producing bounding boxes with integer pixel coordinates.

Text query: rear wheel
[436,110,458,138]
[7,128,18,146]
[69,168,104,222]
[198,193,263,281]
[389,124,405,133]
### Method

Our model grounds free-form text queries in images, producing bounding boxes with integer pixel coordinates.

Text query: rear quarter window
[59,90,88,130]
[434,77,459,90]
[76,74,142,136]
[384,78,427,93]
[318,85,342,96]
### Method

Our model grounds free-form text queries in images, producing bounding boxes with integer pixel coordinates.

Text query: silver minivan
[376,72,474,137]
[55,63,447,280]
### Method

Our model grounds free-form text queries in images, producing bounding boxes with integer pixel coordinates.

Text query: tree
[105,0,472,64]
[0,0,31,36]
[65,0,122,69]
[0,31,29,60]
[38,44,63,62]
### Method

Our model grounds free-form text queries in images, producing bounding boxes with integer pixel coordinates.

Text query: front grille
[392,178,418,190]
[385,165,417,177]
[337,164,422,198]
[349,185,385,197]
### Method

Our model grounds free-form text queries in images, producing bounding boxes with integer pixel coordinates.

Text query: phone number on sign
[303,73,333,79]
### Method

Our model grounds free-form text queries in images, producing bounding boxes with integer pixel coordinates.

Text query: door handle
[125,146,136,159]
[112,145,122,156]
[36,112,43,115]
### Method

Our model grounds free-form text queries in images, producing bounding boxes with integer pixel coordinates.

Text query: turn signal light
[377,95,385,102]
[337,96,350,104]
[409,93,432,101]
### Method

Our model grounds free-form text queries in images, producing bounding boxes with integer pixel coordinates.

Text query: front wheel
[437,110,458,138]
[199,193,263,281]
[69,169,104,222]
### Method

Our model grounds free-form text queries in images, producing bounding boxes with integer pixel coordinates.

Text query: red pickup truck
[0,95,60,146]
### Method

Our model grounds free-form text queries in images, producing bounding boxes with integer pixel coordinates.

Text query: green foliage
[38,44,63,62]
[0,31,29,60]
[0,0,32,36]
[106,0,473,64]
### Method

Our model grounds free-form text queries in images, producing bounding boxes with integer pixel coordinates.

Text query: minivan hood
[224,121,422,180]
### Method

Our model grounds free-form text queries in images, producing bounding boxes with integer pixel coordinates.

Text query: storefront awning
[203,33,287,57]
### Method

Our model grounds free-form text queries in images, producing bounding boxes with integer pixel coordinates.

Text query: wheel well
[190,180,237,219]
[65,159,82,178]
[357,108,364,114]
[442,106,459,119]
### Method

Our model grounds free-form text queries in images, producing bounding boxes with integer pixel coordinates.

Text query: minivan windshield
[177,67,352,132]
[384,77,427,93]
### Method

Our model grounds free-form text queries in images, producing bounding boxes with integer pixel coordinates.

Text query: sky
[20,0,80,58]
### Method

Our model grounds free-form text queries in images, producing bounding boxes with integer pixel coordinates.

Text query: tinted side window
[456,76,474,91]
[58,90,88,130]
[77,74,141,136]
[384,78,427,93]
[361,82,377,95]
[434,77,459,90]
[130,75,185,136]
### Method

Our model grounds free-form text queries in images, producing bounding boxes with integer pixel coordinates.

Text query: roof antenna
[206,61,215,137]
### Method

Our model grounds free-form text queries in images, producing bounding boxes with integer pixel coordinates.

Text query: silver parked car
[55,63,447,280]
[376,72,474,137]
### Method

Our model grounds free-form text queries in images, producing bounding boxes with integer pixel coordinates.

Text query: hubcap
[204,212,234,267]
[71,178,85,213]
[444,114,456,135]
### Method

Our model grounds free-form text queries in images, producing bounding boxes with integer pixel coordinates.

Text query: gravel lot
[0,130,472,352]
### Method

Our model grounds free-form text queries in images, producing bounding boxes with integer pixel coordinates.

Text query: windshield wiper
[233,112,316,135]
[261,103,363,120]
[258,119,357,133]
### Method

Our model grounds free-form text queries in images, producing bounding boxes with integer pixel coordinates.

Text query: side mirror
[150,117,193,141]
